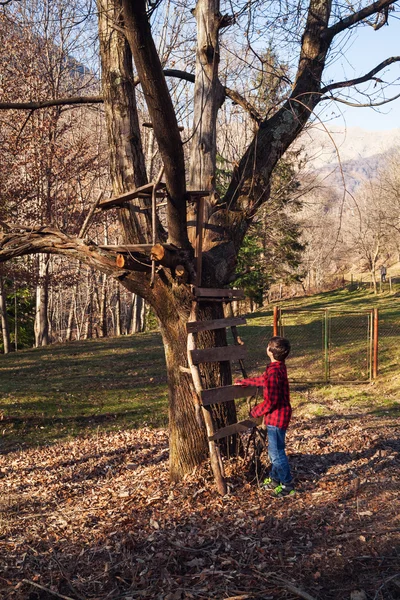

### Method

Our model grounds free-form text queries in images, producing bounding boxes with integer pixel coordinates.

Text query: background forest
[1,1,400,353]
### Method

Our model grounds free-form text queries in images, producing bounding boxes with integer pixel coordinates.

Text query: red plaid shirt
[235,361,291,429]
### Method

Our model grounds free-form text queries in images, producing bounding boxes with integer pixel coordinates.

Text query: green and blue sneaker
[273,483,296,497]
[260,477,280,490]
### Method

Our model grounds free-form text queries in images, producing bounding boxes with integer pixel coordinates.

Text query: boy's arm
[235,371,270,418]
[234,374,265,387]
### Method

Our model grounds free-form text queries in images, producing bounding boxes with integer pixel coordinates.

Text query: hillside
[300,125,400,193]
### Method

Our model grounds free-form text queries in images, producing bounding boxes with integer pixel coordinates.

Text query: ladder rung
[191,345,246,365]
[201,385,261,406]
[208,419,257,442]
[194,287,245,300]
[186,316,246,334]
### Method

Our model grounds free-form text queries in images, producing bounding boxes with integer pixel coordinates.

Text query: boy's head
[267,336,291,362]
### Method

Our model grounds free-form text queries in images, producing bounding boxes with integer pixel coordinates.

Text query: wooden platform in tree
[186,316,246,334]
[190,345,246,365]
[200,384,262,406]
[194,287,245,300]
[99,183,167,209]
[208,419,257,442]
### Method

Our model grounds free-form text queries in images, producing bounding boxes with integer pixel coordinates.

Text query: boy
[235,336,295,497]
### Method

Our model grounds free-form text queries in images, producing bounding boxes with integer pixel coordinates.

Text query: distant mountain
[300,126,400,194]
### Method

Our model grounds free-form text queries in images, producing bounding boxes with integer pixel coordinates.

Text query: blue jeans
[267,425,292,485]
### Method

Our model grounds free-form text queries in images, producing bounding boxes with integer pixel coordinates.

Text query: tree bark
[115,281,122,336]
[130,293,145,333]
[97,0,152,245]
[189,0,224,192]
[34,254,50,347]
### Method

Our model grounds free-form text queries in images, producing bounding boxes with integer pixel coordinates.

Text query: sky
[319,20,400,131]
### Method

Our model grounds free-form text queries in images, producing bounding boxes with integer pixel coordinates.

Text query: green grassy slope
[1,285,399,452]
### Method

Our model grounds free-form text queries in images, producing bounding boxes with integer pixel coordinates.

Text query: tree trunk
[97,0,151,245]
[115,282,122,336]
[83,270,93,339]
[66,286,76,341]
[34,254,50,347]
[189,0,224,192]
[99,273,108,337]
[0,277,10,354]
[156,296,209,480]
[130,293,145,333]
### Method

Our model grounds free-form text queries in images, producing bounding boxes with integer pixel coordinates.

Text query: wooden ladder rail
[187,301,227,495]
[186,291,262,495]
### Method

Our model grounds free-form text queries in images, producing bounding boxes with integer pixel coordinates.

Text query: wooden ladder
[186,287,262,495]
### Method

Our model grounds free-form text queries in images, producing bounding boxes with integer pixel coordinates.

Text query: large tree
[0,0,399,481]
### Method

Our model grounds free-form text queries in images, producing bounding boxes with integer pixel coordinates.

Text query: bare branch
[163,70,261,121]
[321,56,400,93]
[0,225,154,286]
[326,0,398,39]
[321,90,400,107]
[0,96,103,110]
[0,71,261,123]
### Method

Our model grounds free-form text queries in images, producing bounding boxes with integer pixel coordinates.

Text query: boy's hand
[234,380,243,386]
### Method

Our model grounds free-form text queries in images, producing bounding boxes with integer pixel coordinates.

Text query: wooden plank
[208,419,257,442]
[99,244,174,254]
[186,316,246,334]
[201,385,262,406]
[191,345,246,365]
[187,190,212,198]
[99,183,167,209]
[194,287,245,300]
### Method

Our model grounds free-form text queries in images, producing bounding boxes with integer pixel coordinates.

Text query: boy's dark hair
[268,336,291,361]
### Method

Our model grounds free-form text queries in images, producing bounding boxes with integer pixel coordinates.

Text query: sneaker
[273,483,296,498]
[260,477,280,490]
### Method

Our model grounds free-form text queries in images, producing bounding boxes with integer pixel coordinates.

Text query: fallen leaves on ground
[0,414,399,600]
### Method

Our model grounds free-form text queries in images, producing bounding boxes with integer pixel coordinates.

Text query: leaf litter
[0,414,399,600]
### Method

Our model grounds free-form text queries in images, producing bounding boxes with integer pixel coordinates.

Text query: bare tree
[0,0,399,479]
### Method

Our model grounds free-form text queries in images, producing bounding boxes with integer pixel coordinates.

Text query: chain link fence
[230,303,398,383]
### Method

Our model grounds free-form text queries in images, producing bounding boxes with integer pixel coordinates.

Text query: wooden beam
[191,345,246,364]
[194,287,245,300]
[201,385,262,406]
[195,196,205,287]
[187,190,217,198]
[186,316,246,333]
[99,244,175,254]
[208,419,257,442]
[98,183,167,209]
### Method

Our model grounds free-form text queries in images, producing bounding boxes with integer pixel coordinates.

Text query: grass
[1,284,399,452]
[0,334,168,451]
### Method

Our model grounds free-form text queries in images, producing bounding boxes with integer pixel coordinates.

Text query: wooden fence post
[273,306,279,336]
[373,308,379,379]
